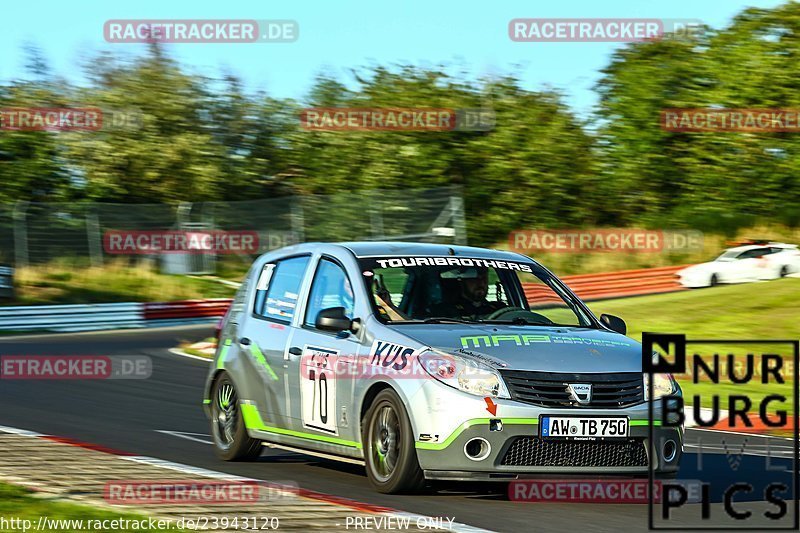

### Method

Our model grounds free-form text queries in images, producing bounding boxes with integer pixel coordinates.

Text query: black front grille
[501,437,648,467]
[500,370,644,408]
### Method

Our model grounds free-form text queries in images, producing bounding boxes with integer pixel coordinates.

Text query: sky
[0,0,789,115]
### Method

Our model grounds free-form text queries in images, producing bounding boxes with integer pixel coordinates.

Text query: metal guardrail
[0,300,232,333]
[0,302,145,333]
[143,299,232,320]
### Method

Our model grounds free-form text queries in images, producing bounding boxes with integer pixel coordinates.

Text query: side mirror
[315,307,353,332]
[600,314,627,335]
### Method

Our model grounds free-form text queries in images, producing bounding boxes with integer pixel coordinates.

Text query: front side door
[241,254,312,429]
[733,248,768,281]
[287,256,364,445]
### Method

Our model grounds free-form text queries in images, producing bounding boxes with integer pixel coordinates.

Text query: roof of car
[724,244,764,253]
[725,242,792,253]
[338,241,531,261]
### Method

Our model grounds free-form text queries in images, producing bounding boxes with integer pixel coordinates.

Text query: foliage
[2,3,800,245]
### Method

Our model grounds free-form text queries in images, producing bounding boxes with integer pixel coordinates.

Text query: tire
[362,389,426,494]
[210,373,262,461]
[780,265,789,278]
[709,274,719,287]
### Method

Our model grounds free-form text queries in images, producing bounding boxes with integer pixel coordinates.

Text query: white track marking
[118,456,490,532]
[154,430,214,445]
[0,424,45,437]
[167,348,213,362]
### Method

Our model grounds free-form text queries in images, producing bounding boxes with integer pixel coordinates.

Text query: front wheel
[211,373,262,461]
[362,389,425,494]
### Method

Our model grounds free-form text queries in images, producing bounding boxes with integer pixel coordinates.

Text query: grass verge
[4,259,236,306]
[588,278,800,422]
[0,482,179,532]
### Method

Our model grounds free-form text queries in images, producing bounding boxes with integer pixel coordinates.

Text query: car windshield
[716,250,740,261]
[358,256,593,327]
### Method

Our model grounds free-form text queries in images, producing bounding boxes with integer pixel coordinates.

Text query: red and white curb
[0,424,492,533]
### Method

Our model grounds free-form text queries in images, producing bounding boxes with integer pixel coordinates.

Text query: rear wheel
[362,389,425,494]
[780,265,789,278]
[709,274,719,287]
[211,373,262,461]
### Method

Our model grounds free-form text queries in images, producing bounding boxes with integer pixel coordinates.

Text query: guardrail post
[13,201,29,267]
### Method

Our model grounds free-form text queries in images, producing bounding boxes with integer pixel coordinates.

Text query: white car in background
[677,242,800,288]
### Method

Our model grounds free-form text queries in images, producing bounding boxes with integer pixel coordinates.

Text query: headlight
[419,349,510,399]
[644,372,677,400]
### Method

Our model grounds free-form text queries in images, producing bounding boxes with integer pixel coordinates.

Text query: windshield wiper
[478,318,549,326]
[420,317,481,324]
[477,319,598,328]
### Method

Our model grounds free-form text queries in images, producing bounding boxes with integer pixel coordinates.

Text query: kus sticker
[370,340,414,371]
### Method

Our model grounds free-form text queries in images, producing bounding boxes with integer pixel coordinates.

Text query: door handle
[288,347,302,356]
[239,337,251,346]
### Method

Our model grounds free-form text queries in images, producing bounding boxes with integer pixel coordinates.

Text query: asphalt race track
[0,327,796,532]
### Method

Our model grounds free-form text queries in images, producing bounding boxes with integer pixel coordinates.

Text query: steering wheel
[484,306,554,325]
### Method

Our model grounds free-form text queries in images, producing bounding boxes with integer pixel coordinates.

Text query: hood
[392,324,642,373]
[678,262,716,275]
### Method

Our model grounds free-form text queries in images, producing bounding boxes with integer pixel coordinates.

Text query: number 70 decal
[300,346,339,435]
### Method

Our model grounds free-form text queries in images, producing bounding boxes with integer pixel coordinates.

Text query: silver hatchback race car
[203,242,683,493]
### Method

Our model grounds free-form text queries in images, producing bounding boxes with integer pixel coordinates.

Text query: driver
[432,267,506,318]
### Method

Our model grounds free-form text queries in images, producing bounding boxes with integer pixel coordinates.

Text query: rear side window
[253,256,311,322]
[740,248,769,259]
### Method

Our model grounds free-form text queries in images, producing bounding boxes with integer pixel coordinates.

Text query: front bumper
[416,419,682,480]
[409,380,683,478]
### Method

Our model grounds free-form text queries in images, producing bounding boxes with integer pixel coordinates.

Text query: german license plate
[540,416,629,439]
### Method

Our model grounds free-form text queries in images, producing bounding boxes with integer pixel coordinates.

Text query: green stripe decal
[216,339,232,370]
[240,404,361,449]
[630,420,663,426]
[415,418,538,451]
[416,418,659,451]
[202,399,211,405]
[249,343,279,381]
